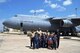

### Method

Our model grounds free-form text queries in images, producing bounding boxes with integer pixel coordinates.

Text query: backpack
[48,37,53,44]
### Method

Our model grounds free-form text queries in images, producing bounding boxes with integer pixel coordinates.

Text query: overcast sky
[0,0,80,31]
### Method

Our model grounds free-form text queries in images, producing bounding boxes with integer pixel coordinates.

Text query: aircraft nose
[3,19,19,29]
[3,20,11,27]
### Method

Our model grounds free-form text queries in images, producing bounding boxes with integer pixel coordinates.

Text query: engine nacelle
[61,20,73,27]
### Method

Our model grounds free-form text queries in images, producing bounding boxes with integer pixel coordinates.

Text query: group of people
[28,31,60,50]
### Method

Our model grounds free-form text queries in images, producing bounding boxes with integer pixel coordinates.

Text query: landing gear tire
[24,31,27,34]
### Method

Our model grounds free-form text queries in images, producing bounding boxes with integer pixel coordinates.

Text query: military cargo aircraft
[3,15,80,36]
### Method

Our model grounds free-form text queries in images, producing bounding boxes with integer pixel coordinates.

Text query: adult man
[33,32,40,49]
[28,31,34,48]
[40,33,47,48]
[52,33,57,50]
[56,32,60,48]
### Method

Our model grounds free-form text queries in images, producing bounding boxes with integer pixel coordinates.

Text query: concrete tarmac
[0,33,80,53]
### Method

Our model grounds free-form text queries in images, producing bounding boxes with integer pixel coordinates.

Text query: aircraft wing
[47,18,63,27]
[71,18,80,26]
[48,18,80,27]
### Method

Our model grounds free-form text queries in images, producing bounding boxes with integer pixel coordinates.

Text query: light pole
[75,8,78,18]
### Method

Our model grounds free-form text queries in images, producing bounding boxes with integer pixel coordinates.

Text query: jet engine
[61,20,73,27]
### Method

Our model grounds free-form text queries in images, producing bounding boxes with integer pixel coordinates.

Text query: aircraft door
[20,22,24,31]
[20,22,23,28]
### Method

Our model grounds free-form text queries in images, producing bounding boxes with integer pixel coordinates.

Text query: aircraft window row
[23,21,33,23]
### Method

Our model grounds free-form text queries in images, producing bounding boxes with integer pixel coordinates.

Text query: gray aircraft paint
[3,15,52,31]
[3,15,80,32]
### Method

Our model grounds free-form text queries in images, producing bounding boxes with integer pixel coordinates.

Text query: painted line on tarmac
[60,36,80,41]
